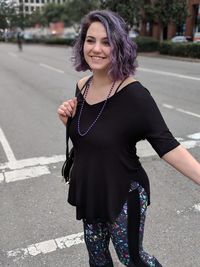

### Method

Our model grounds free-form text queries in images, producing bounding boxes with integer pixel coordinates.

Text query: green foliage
[143,0,188,27]
[65,0,98,30]
[43,3,65,24]
[24,10,46,27]
[134,36,160,52]
[0,0,17,29]
[44,37,75,46]
[100,0,143,29]
[160,42,200,59]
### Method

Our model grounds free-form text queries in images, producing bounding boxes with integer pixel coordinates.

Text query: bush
[160,42,200,58]
[44,37,75,46]
[133,36,160,52]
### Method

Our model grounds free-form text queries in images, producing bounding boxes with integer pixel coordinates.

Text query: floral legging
[83,182,162,267]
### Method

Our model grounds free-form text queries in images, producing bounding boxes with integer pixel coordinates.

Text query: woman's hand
[57,98,77,125]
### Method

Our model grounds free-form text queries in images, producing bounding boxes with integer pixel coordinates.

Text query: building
[141,0,200,40]
[15,0,67,15]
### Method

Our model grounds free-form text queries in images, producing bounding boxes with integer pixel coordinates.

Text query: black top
[68,81,180,223]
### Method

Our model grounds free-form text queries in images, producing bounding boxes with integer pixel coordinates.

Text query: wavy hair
[72,10,138,81]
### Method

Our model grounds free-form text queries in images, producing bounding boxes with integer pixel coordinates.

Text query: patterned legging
[83,182,162,267]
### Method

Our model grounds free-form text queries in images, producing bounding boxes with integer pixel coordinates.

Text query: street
[0,43,199,267]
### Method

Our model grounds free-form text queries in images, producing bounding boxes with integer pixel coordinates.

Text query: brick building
[141,0,200,40]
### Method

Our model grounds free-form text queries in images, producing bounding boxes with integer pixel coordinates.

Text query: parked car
[171,35,192,43]
[23,32,34,41]
[128,30,139,39]
[193,32,200,43]
[60,32,77,40]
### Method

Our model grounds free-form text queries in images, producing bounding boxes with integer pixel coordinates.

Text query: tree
[99,0,143,30]
[143,0,188,40]
[43,3,65,25]
[65,0,99,32]
[0,0,17,30]
[25,9,46,27]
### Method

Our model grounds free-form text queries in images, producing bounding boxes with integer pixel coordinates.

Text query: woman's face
[83,22,111,73]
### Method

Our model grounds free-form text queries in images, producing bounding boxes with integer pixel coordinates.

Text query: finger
[63,102,73,114]
[57,107,67,116]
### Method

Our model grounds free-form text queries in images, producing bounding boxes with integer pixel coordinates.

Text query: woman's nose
[92,42,102,52]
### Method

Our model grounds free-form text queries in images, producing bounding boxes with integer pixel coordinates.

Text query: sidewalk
[138,51,200,63]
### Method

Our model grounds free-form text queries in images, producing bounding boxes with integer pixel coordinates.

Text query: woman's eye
[102,40,110,46]
[86,39,94,43]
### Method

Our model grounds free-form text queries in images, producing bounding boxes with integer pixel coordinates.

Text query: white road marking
[0,173,4,182]
[4,165,50,183]
[8,52,18,58]
[0,128,16,162]
[0,154,65,171]
[162,104,173,109]
[177,203,200,214]
[137,137,200,158]
[176,108,200,118]
[163,104,200,118]
[181,140,200,149]
[194,203,200,212]
[39,63,64,74]
[139,67,200,81]
[7,232,84,260]
[188,133,200,140]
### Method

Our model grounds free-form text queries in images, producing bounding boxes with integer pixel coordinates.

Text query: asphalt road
[0,43,199,267]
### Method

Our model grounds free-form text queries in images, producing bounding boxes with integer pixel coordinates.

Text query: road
[0,43,199,267]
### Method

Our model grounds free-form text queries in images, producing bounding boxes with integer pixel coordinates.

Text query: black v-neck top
[68,81,180,223]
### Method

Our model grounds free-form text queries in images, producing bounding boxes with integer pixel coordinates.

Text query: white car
[193,32,200,43]
[171,36,189,43]
[128,31,139,39]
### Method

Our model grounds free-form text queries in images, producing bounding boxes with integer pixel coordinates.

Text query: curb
[138,52,200,63]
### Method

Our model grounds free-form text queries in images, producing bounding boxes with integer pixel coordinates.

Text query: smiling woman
[57,9,200,267]
[83,22,111,73]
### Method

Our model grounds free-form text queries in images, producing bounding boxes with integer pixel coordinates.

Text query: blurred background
[0,0,200,57]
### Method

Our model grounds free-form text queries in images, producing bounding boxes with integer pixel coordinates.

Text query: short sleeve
[140,88,180,157]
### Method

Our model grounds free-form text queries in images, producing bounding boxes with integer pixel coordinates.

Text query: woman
[57,10,200,267]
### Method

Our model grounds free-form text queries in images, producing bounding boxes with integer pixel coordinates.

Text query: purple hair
[72,10,138,81]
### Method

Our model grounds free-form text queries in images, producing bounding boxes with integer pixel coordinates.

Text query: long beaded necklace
[78,79,116,136]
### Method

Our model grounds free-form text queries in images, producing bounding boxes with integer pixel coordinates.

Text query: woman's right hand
[57,97,77,125]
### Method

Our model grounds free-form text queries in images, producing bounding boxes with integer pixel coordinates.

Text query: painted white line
[163,104,200,118]
[162,104,173,109]
[7,232,84,260]
[181,140,200,149]
[4,166,50,183]
[193,203,200,212]
[0,154,65,170]
[8,52,18,58]
[39,63,64,74]
[176,108,200,118]
[0,173,4,183]
[188,133,200,140]
[177,203,200,214]
[139,67,200,81]
[137,138,200,158]
[0,128,16,162]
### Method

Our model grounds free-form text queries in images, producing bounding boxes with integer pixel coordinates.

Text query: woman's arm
[162,145,200,185]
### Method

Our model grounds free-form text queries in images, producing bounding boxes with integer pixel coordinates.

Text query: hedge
[160,42,200,59]
[133,36,160,52]
[44,37,75,46]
